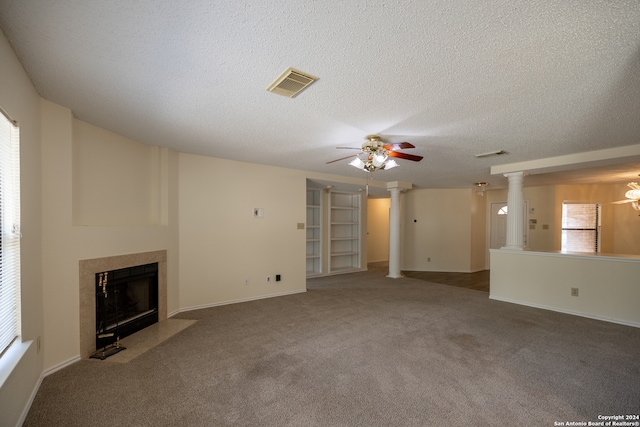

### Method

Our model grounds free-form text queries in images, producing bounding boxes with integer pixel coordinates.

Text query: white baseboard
[16,355,80,427]
[173,289,307,316]
[402,268,487,273]
[42,355,81,378]
[16,372,43,427]
[489,295,640,329]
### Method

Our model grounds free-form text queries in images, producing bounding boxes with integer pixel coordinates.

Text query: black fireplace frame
[95,262,159,349]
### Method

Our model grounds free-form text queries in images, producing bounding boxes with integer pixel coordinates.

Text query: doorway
[490,201,529,250]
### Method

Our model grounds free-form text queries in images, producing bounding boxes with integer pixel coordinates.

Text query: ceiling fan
[326,135,423,172]
[611,181,640,214]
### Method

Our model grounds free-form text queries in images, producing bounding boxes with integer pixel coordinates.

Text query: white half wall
[490,249,640,327]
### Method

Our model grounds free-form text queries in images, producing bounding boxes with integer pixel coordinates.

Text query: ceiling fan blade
[611,199,635,204]
[388,151,423,162]
[335,146,362,150]
[326,153,359,164]
[382,142,415,151]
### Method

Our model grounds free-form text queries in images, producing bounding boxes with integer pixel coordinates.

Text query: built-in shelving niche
[329,191,361,274]
[306,189,322,277]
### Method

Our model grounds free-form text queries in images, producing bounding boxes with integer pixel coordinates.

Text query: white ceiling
[1,0,639,192]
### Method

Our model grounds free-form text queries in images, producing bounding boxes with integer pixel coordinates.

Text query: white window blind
[561,203,600,253]
[0,110,20,356]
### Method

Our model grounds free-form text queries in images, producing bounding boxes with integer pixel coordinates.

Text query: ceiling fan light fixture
[625,182,640,200]
[384,159,399,170]
[372,152,388,168]
[328,135,422,173]
[349,157,366,170]
[625,189,640,199]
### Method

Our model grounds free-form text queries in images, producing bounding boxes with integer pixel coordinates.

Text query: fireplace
[95,263,159,350]
[79,250,168,359]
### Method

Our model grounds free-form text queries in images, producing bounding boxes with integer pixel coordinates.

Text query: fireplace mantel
[79,250,168,359]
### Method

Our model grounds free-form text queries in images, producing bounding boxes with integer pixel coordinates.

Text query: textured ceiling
[1,0,639,191]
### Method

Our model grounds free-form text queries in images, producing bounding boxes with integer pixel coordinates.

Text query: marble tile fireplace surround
[79,250,168,359]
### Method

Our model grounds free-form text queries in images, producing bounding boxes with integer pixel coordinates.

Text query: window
[561,203,600,253]
[0,109,20,356]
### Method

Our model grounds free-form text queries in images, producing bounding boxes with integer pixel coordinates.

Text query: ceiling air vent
[267,67,318,98]
[474,150,507,158]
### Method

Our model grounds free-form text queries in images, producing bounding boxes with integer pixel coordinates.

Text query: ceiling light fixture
[625,182,640,212]
[612,181,640,214]
[474,182,489,196]
[348,135,404,173]
[474,150,507,158]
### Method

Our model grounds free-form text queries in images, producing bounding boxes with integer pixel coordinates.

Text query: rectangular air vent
[267,67,318,98]
[475,150,507,158]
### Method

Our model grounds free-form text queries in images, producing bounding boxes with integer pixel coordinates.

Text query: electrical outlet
[276,274,281,282]
[571,287,579,297]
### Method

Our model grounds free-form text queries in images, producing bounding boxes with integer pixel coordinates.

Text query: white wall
[178,153,307,310]
[0,28,44,427]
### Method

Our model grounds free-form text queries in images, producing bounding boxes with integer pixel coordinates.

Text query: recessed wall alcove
[79,250,168,359]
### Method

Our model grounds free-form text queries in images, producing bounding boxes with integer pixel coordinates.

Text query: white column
[387,187,402,278]
[503,171,526,250]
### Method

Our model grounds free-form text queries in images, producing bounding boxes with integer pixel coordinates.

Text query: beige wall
[522,185,556,251]
[73,120,165,226]
[612,182,640,255]
[470,191,487,271]
[367,198,390,263]
[178,153,307,310]
[485,183,638,255]
[401,188,474,272]
[0,29,44,427]
[41,101,181,371]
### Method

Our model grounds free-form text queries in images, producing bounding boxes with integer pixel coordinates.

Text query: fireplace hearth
[92,263,159,359]
[80,250,168,360]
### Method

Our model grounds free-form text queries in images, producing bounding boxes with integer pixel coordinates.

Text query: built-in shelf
[306,189,322,277]
[329,191,361,273]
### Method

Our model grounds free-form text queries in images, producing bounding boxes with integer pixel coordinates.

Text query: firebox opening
[94,263,159,357]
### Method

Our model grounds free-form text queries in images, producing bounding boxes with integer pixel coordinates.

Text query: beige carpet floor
[24,266,640,426]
